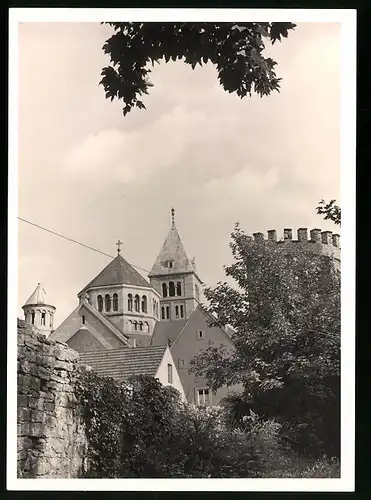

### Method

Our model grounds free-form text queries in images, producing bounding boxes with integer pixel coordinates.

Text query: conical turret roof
[149,224,196,277]
[23,283,53,308]
[79,253,150,295]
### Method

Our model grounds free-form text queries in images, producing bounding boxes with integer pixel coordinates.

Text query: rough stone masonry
[17,319,88,478]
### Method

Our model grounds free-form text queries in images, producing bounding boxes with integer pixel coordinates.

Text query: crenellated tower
[149,209,203,322]
[250,227,341,271]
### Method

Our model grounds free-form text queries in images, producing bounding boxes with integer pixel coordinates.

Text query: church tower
[22,283,56,337]
[149,209,203,322]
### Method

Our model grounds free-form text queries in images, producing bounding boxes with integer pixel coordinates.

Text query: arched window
[41,311,46,326]
[162,283,168,298]
[180,305,184,318]
[128,294,133,311]
[166,306,170,320]
[176,282,182,296]
[139,321,143,332]
[169,281,175,297]
[105,294,111,312]
[175,305,179,318]
[141,295,147,313]
[161,307,165,320]
[31,311,35,325]
[133,321,138,331]
[145,322,150,333]
[97,295,103,312]
[113,293,118,311]
[134,295,140,312]
[50,314,53,327]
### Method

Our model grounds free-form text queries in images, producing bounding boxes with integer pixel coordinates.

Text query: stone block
[17,394,28,407]
[54,359,74,372]
[17,407,31,422]
[30,409,44,423]
[28,422,44,437]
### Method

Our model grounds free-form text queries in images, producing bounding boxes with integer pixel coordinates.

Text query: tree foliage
[316,199,341,226]
[190,224,341,457]
[100,22,296,115]
[75,372,274,478]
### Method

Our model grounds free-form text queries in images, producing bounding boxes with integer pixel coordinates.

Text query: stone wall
[17,319,88,478]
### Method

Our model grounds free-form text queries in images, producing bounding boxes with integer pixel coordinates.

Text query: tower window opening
[105,294,111,312]
[128,294,133,311]
[161,307,165,320]
[97,295,103,312]
[176,282,182,296]
[113,293,118,311]
[162,283,168,298]
[134,294,140,312]
[145,321,150,333]
[175,305,179,318]
[139,321,143,332]
[50,314,53,327]
[166,306,170,320]
[31,311,35,325]
[180,305,184,318]
[169,281,175,297]
[41,312,46,326]
[141,295,147,313]
[168,261,173,269]
[134,321,138,332]
[167,363,173,384]
[82,315,85,325]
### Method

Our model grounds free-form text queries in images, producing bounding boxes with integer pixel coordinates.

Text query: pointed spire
[171,208,175,229]
[149,220,194,276]
[23,282,47,306]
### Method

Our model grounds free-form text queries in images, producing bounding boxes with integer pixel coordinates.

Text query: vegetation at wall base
[75,371,339,478]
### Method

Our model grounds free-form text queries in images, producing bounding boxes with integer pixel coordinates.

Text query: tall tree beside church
[100,22,296,115]
[190,224,340,458]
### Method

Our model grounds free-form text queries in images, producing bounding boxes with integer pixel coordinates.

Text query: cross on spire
[116,240,123,254]
[171,208,175,228]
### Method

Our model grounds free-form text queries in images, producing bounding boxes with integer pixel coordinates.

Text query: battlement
[249,228,341,264]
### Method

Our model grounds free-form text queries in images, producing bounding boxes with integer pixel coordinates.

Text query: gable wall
[170,307,239,405]
[67,328,106,353]
[154,348,186,399]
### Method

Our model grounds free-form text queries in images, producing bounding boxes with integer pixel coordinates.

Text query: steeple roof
[79,254,150,295]
[23,283,50,307]
[149,224,196,277]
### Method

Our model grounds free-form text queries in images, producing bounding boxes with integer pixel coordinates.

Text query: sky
[17,21,341,328]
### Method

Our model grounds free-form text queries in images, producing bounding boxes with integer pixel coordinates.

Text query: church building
[23,211,240,406]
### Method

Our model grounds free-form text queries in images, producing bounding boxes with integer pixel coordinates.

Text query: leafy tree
[316,199,341,226]
[190,223,341,458]
[76,372,269,478]
[100,22,296,115]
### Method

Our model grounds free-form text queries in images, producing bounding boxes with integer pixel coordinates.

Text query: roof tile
[79,345,167,381]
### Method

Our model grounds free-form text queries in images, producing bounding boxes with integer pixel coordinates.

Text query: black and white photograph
[8,8,355,491]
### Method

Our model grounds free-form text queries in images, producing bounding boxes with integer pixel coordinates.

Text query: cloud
[16,22,342,328]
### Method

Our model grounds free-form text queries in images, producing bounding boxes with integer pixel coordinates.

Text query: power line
[17,217,151,275]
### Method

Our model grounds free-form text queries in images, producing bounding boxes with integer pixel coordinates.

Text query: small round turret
[22,283,56,337]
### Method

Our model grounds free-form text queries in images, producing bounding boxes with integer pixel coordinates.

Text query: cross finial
[116,240,123,254]
[171,208,175,228]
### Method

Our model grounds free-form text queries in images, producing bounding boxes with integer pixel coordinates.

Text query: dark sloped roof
[79,346,167,381]
[149,225,196,277]
[79,254,150,294]
[151,320,188,347]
